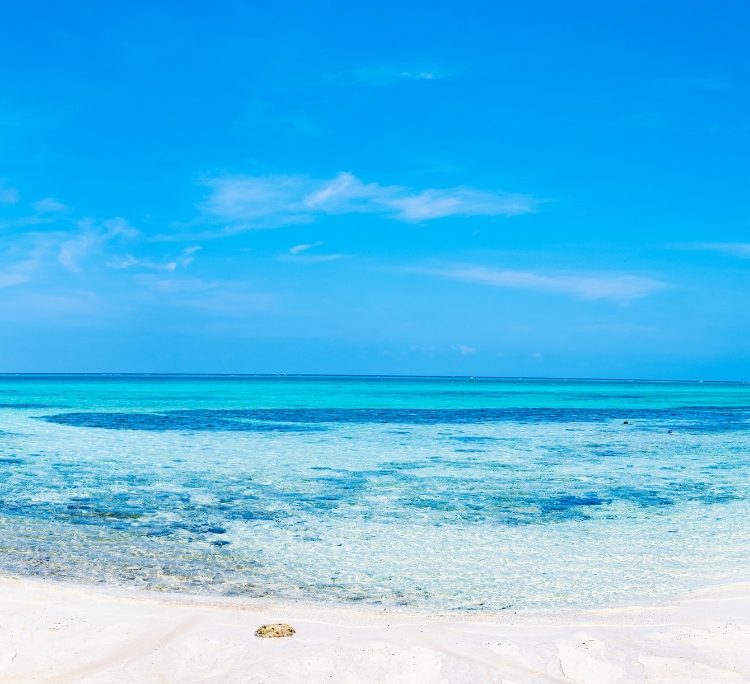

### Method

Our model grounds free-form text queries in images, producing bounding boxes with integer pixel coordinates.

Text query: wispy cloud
[352,66,449,85]
[33,197,69,214]
[289,241,323,254]
[59,217,139,272]
[0,273,29,288]
[179,246,202,266]
[282,240,346,262]
[107,254,177,271]
[459,345,476,355]
[279,253,347,263]
[0,195,68,229]
[106,246,200,271]
[416,265,668,301]
[59,234,99,272]
[679,242,750,258]
[201,172,536,231]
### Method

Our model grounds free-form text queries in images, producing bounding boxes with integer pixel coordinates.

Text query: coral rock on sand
[255,623,296,638]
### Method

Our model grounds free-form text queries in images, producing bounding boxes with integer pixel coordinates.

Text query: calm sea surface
[1,375,749,611]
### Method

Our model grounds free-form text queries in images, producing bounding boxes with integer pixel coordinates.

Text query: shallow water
[1,375,749,611]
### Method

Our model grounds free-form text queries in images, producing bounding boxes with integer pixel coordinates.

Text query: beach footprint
[556,633,625,684]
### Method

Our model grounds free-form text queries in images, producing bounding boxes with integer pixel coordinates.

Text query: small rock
[255,623,295,638]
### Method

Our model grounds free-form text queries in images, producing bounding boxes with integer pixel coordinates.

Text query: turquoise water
[1,375,750,611]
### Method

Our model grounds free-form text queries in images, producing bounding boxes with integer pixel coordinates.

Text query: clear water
[1,375,749,612]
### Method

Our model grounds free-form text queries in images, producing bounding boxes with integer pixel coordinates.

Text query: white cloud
[106,246,197,271]
[289,241,323,254]
[59,234,98,272]
[178,246,201,267]
[417,265,668,301]
[102,217,139,239]
[59,217,139,272]
[201,175,312,228]
[33,198,69,214]
[460,345,476,355]
[106,254,139,269]
[0,274,29,288]
[380,187,534,221]
[106,254,177,271]
[201,172,536,230]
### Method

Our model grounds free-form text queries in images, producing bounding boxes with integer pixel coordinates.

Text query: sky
[0,0,749,378]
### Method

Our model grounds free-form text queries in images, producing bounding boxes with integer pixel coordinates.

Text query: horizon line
[0,373,747,384]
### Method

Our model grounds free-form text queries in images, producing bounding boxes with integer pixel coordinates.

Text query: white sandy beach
[1,577,749,683]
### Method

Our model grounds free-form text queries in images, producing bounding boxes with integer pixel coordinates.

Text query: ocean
[1,374,749,612]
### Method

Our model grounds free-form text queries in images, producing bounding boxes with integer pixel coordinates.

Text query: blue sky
[1,0,749,378]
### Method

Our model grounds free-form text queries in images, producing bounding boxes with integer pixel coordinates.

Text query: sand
[1,577,750,683]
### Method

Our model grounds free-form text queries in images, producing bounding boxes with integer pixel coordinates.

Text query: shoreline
[2,576,750,682]
[5,572,750,625]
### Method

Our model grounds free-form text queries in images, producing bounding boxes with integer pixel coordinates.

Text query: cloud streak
[0,195,69,229]
[106,254,177,271]
[0,273,29,288]
[417,265,668,301]
[201,172,536,230]
[33,198,69,214]
[352,66,449,85]
[289,241,323,254]
[680,242,750,258]
[106,246,200,271]
[59,218,139,272]
[278,253,347,263]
